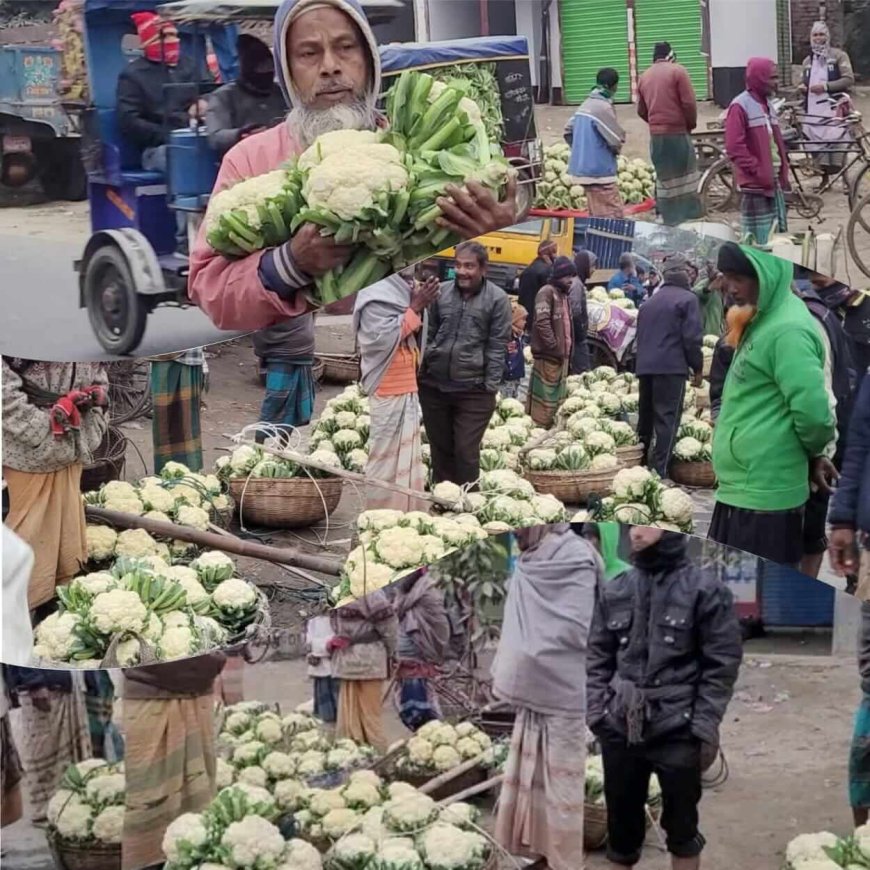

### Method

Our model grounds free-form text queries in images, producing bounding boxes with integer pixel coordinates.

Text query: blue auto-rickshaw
[74,0,539,354]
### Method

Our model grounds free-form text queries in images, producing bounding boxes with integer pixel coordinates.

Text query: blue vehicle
[75,0,538,354]
[0,41,88,200]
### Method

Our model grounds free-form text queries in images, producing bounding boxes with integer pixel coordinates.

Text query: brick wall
[790,0,846,62]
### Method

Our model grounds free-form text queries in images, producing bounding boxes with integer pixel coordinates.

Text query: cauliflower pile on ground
[47,760,125,846]
[395,721,491,777]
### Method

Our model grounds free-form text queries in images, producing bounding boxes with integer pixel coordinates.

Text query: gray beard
[287,98,378,150]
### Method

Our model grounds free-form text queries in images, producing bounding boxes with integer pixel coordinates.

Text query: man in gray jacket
[587,527,742,870]
[205,34,286,157]
[417,241,512,486]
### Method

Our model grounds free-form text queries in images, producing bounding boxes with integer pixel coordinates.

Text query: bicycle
[699,95,870,220]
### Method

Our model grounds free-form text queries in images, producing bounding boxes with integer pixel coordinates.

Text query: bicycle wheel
[846,190,870,280]
[699,157,738,215]
[107,360,152,425]
[848,161,870,219]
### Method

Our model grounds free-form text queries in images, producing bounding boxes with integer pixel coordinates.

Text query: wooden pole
[439,773,503,804]
[418,755,485,795]
[86,506,344,576]
[233,437,457,509]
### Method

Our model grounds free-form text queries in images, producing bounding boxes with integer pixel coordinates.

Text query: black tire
[587,336,619,370]
[699,156,739,215]
[84,245,148,355]
[846,190,870,280]
[35,139,87,202]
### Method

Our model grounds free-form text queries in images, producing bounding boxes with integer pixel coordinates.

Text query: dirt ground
[1,647,862,870]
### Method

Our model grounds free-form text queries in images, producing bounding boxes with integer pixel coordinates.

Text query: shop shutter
[634,0,709,99]
[560,0,631,104]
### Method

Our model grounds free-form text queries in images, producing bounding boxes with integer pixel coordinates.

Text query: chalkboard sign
[495,58,537,144]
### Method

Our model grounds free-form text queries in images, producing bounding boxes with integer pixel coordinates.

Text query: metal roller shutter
[560,0,631,104]
[634,0,709,99]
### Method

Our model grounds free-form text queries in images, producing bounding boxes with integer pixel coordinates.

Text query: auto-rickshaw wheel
[84,245,148,355]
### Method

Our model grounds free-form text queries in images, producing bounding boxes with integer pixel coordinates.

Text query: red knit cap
[131,11,179,64]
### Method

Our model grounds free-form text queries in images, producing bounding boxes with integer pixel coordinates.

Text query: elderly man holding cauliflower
[188,0,519,332]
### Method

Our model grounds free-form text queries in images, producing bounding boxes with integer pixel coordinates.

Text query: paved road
[0,234,246,362]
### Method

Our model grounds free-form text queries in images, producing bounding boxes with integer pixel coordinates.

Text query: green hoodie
[597,522,631,580]
[712,245,835,511]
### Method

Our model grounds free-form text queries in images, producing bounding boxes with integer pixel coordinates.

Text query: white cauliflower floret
[432,745,461,772]
[674,436,703,462]
[279,839,323,870]
[92,805,124,843]
[660,487,695,526]
[47,789,76,825]
[439,802,479,829]
[305,145,409,221]
[159,625,195,660]
[213,578,257,610]
[309,449,343,469]
[297,129,381,170]
[220,815,286,868]
[431,481,464,509]
[321,808,359,839]
[455,736,484,761]
[140,485,177,514]
[71,571,116,597]
[192,550,236,583]
[309,789,347,817]
[53,795,94,840]
[383,793,438,832]
[205,170,291,235]
[86,525,117,561]
[407,736,433,765]
[90,589,147,635]
[342,780,382,810]
[114,528,160,559]
[85,772,125,806]
[274,778,306,810]
[612,465,654,499]
[418,823,488,870]
[232,740,266,767]
[228,443,262,474]
[785,832,840,866]
[356,509,405,532]
[374,526,425,570]
[237,765,268,788]
[34,611,81,661]
[216,757,235,788]
[256,717,284,745]
[263,751,296,780]
[102,480,137,501]
[176,504,211,531]
[162,812,208,863]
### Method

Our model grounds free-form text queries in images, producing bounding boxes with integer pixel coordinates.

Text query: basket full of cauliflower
[669,418,716,489]
[33,549,269,668]
[382,721,494,801]
[45,759,125,870]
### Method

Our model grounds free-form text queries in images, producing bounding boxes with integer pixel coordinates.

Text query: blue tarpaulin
[379,36,530,74]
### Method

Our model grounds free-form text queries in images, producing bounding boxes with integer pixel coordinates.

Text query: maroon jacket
[724,57,790,197]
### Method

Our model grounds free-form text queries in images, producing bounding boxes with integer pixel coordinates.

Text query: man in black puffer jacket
[418,241,512,486]
[586,527,743,869]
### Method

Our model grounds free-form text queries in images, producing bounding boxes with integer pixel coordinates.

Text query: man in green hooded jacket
[585,522,631,581]
[708,242,837,566]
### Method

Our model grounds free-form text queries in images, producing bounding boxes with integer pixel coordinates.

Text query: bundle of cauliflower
[84,461,231,548]
[204,69,514,306]
[216,703,378,791]
[391,720,492,778]
[336,484,567,603]
[46,759,125,848]
[575,465,696,532]
[162,769,490,870]
[588,285,639,315]
[783,827,870,870]
[33,550,261,667]
[673,418,715,465]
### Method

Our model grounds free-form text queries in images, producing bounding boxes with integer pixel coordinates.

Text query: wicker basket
[317,354,360,384]
[524,467,617,505]
[393,764,489,802]
[584,802,609,850]
[615,444,644,468]
[229,476,344,528]
[670,460,716,489]
[48,833,121,870]
[208,492,236,526]
[313,358,326,383]
[80,426,127,492]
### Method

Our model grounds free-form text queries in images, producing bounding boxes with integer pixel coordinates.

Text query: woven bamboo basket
[80,426,127,492]
[394,764,489,802]
[47,834,121,870]
[615,444,644,468]
[313,358,326,383]
[208,492,236,526]
[524,467,617,505]
[229,476,343,528]
[584,802,608,850]
[670,460,716,489]
[317,354,360,384]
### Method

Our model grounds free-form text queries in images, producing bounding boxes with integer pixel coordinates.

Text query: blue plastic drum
[167,127,220,199]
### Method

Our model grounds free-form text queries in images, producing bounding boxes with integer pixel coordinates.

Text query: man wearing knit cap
[708,241,836,566]
[528,256,576,427]
[117,12,212,253]
[188,0,519,332]
[634,252,703,478]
